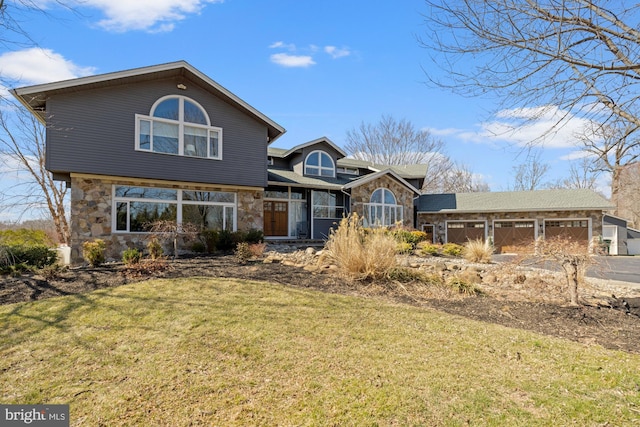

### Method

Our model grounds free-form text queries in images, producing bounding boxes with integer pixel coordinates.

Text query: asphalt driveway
[493,254,640,285]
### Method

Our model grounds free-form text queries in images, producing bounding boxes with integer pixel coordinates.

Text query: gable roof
[268,137,347,158]
[342,168,421,195]
[268,169,354,190]
[417,189,614,213]
[337,157,428,179]
[11,60,286,143]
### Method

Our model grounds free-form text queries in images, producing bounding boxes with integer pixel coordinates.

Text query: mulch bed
[1,255,639,354]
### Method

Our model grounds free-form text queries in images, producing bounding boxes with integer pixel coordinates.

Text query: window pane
[313,191,329,206]
[139,120,151,150]
[320,152,333,168]
[182,204,224,230]
[184,126,208,157]
[313,206,328,218]
[115,186,178,200]
[153,122,179,154]
[384,189,396,204]
[209,130,220,158]
[153,98,179,120]
[306,167,319,176]
[182,191,235,203]
[307,152,319,166]
[370,189,382,204]
[320,168,334,177]
[224,206,234,231]
[129,202,176,232]
[116,202,128,231]
[184,100,208,125]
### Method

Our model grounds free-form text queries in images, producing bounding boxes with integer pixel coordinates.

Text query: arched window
[304,150,335,177]
[367,188,403,227]
[136,95,222,159]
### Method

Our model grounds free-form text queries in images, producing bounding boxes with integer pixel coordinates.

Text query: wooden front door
[264,201,288,236]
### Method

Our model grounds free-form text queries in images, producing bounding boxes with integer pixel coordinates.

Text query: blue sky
[0,0,607,221]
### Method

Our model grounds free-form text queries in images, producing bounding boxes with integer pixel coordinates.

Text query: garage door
[544,220,589,243]
[493,221,535,253]
[446,222,485,245]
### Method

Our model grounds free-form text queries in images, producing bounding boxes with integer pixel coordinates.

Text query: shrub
[0,229,54,247]
[324,213,397,281]
[242,228,264,244]
[199,230,219,253]
[418,242,439,256]
[442,243,463,257]
[147,238,164,260]
[235,242,252,264]
[122,248,143,266]
[217,229,236,252]
[8,245,57,268]
[248,242,266,258]
[463,239,494,263]
[191,241,206,253]
[447,277,482,295]
[82,239,106,267]
[396,241,414,254]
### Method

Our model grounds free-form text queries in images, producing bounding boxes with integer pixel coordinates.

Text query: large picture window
[114,185,236,232]
[136,95,222,160]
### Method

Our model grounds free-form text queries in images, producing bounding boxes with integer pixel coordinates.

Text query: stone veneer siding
[70,175,264,264]
[349,175,415,228]
[417,210,605,245]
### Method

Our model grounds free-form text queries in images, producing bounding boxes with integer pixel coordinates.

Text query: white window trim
[135,95,223,160]
[304,150,336,177]
[112,185,237,233]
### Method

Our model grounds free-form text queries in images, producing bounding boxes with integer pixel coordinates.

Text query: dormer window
[304,150,335,177]
[136,95,222,159]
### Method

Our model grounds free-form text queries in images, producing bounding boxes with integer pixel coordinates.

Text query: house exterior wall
[45,76,269,187]
[69,174,263,263]
[350,174,414,228]
[417,210,605,246]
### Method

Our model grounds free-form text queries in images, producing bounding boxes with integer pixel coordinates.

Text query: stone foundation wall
[69,175,264,264]
[350,175,414,228]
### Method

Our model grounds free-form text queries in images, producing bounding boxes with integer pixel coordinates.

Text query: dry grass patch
[1,277,640,425]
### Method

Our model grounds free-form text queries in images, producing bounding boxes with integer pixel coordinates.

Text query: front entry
[264,201,288,236]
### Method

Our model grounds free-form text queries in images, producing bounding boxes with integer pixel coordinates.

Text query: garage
[493,220,536,253]
[544,220,589,243]
[446,221,486,245]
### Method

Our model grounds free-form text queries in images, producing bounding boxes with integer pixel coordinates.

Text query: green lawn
[1,277,639,426]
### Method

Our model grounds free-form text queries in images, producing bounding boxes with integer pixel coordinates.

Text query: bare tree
[426,161,490,193]
[0,101,69,244]
[615,162,640,228]
[421,1,640,195]
[547,156,602,191]
[511,151,550,191]
[529,236,598,306]
[577,119,640,209]
[345,115,489,192]
[345,115,445,165]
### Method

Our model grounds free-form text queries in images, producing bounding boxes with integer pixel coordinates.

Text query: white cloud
[270,53,316,68]
[0,48,96,98]
[324,45,351,59]
[480,105,596,148]
[0,48,96,86]
[269,41,296,51]
[39,0,222,33]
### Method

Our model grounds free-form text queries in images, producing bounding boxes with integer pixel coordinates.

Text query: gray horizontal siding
[45,76,269,188]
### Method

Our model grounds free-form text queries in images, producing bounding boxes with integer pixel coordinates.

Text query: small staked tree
[529,236,598,306]
[146,220,200,258]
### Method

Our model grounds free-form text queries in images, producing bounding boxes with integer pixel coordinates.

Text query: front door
[264,201,288,236]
